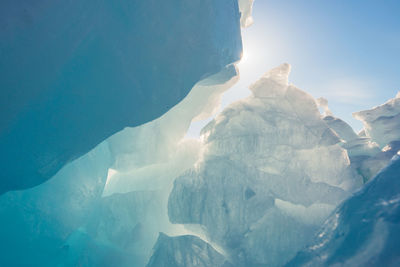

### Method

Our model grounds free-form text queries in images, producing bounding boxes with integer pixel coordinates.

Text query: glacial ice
[0,0,242,193]
[146,233,231,267]
[349,92,400,181]
[168,64,362,267]
[0,141,112,266]
[103,65,239,195]
[0,63,240,266]
[2,0,399,264]
[287,155,400,267]
[319,93,400,181]
[354,91,400,148]
[286,92,400,266]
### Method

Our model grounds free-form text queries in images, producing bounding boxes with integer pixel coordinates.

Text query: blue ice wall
[0,0,242,193]
[288,155,400,266]
[0,141,112,266]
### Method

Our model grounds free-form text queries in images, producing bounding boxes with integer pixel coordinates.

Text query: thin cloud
[321,78,376,105]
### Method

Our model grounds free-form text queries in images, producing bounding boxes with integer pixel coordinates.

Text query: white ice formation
[354,91,400,148]
[319,92,400,181]
[238,0,255,27]
[167,63,362,267]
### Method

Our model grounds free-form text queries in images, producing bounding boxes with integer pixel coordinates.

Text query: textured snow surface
[0,0,242,193]
[287,155,400,267]
[168,64,362,267]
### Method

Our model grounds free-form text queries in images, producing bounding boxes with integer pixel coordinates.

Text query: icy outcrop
[287,154,400,267]
[315,99,380,181]
[351,92,400,180]
[238,0,254,27]
[316,98,379,158]
[346,92,400,180]
[146,234,231,267]
[168,64,362,267]
[0,0,242,193]
[320,93,400,181]
[354,92,400,148]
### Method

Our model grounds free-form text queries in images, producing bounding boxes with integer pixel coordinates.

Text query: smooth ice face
[0,0,242,193]
[168,64,362,267]
[354,92,400,148]
[146,234,231,267]
[287,156,400,267]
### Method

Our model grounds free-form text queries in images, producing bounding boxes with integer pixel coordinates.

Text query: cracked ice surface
[168,64,362,267]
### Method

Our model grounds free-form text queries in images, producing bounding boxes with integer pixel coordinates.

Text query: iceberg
[168,64,362,267]
[4,1,399,265]
[0,0,242,193]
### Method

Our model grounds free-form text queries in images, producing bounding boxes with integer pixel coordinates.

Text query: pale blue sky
[188,0,400,137]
